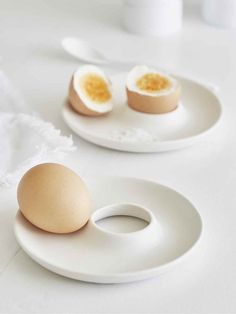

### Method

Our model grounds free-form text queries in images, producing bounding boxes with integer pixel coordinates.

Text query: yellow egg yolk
[80,74,111,103]
[136,73,170,93]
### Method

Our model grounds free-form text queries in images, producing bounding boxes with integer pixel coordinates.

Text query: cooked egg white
[69,65,113,116]
[126,65,181,114]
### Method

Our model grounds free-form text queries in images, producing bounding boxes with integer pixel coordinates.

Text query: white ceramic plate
[14,176,202,284]
[62,72,222,153]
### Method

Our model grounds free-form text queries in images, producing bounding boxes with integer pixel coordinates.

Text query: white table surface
[0,1,236,313]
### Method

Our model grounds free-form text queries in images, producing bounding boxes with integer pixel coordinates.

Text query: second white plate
[62,72,222,153]
[14,176,202,284]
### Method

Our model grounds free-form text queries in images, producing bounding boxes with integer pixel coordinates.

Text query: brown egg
[68,65,113,116]
[126,65,181,114]
[17,163,92,234]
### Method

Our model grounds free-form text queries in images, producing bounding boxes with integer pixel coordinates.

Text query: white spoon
[62,37,108,64]
[62,37,156,68]
[61,37,218,92]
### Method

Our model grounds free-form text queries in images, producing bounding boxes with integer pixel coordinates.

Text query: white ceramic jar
[123,0,183,36]
[202,0,236,29]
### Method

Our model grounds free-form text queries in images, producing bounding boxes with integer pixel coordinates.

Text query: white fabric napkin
[0,71,75,187]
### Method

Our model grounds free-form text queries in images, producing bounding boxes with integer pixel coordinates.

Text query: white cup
[123,0,183,37]
[202,0,236,29]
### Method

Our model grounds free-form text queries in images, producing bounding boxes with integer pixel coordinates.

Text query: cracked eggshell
[126,65,181,114]
[17,163,92,234]
[68,65,113,116]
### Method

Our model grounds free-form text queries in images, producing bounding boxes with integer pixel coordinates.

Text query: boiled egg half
[69,65,113,116]
[126,65,181,114]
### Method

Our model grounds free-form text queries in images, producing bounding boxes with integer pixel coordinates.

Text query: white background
[0,0,235,313]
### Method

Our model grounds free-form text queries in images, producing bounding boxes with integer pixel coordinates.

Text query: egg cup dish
[15,165,203,283]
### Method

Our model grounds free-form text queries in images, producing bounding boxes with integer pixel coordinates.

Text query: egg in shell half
[69,65,113,116]
[126,65,181,114]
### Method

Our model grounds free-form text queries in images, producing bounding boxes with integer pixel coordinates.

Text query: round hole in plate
[96,215,149,233]
[91,203,152,234]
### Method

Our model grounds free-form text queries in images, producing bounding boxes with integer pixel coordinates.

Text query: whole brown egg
[17,163,91,234]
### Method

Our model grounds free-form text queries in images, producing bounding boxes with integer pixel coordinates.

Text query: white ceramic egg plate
[15,176,202,284]
[62,72,222,153]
